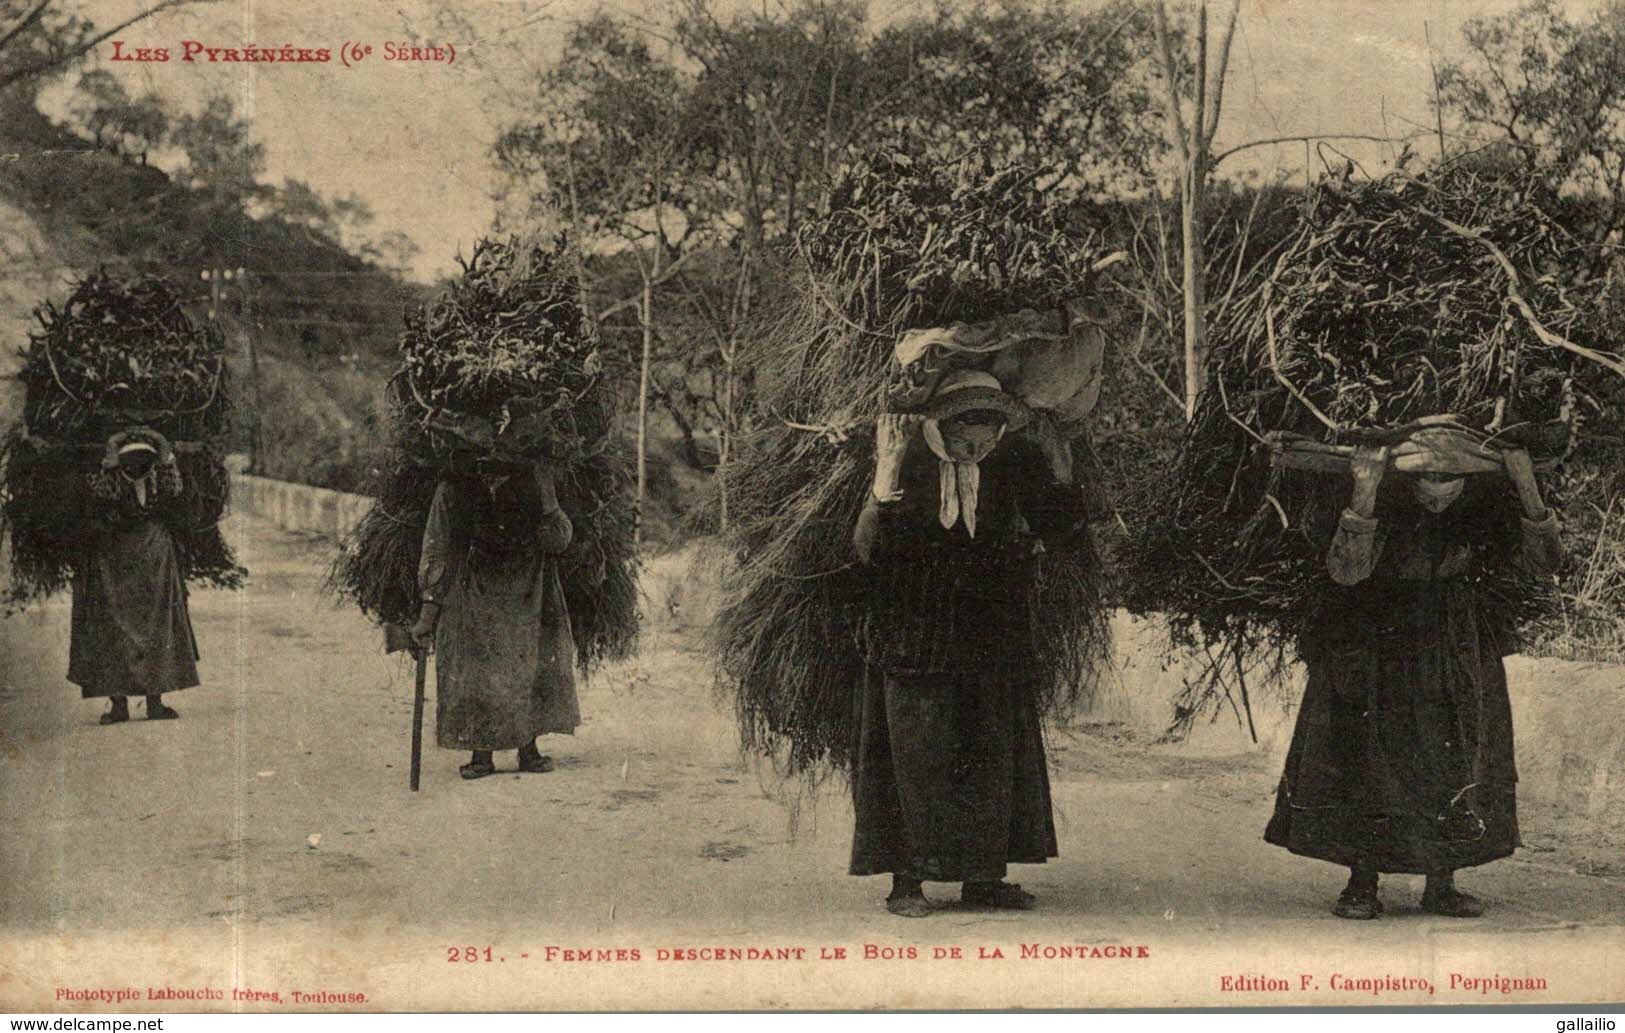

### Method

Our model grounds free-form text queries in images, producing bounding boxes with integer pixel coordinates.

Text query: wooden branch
[1211,133,1399,167]
[1422,208,1625,384]
[1203,0,1242,152]
[1424,20,1449,160]
[594,249,698,323]
[0,0,51,58]
[1267,434,1549,476]
[0,0,223,91]
[1193,4,1208,156]
[1130,310,1185,413]
[1151,2,1191,165]
[1134,352,1187,412]
[1214,181,1269,313]
[1262,278,1338,432]
[1213,358,1268,445]
[1232,645,1257,744]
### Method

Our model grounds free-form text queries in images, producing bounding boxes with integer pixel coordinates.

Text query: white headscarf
[117,441,159,508]
[920,371,1006,537]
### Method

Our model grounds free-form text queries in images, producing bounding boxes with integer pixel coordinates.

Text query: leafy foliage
[489,0,1166,491]
[714,149,1112,776]
[865,0,1164,189]
[1127,159,1621,733]
[1,271,244,606]
[1438,0,1625,238]
[329,235,639,675]
[398,236,594,433]
[800,147,1101,334]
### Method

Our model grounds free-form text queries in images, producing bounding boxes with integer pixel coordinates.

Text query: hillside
[0,139,705,548]
[0,94,423,483]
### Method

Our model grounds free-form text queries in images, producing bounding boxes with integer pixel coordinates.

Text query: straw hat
[918,371,1032,431]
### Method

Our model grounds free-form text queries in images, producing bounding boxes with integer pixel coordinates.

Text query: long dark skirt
[434,547,579,752]
[68,519,200,699]
[849,665,1057,882]
[1264,580,1519,874]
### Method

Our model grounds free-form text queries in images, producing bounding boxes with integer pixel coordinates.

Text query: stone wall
[230,468,370,541]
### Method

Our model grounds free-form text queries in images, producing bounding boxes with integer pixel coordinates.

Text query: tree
[666,0,885,527]
[327,192,374,251]
[67,68,123,147]
[677,0,877,240]
[170,94,269,212]
[363,230,421,277]
[67,69,167,161]
[1437,0,1625,241]
[494,14,710,545]
[1147,0,1394,420]
[268,178,331,234]
[491,0,1178,531]
[869,0,1166,195]
[114,93,167,164]
[1152,0,1239,420]
[0,0,222,96]
[267,179,373,253]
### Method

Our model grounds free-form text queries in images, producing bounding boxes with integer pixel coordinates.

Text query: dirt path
[2,513,1622,1009]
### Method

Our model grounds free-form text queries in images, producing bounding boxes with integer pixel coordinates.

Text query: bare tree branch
[594,248,698,323]
[1192,4,1207,153]
[1211,133,1401,167]
[1202,0,1241,152]
[1424,207,1625,383]
[0,0,225,93]
[1130,301,1186,415]
[1151,2,1190,165]
[0,0,51,58]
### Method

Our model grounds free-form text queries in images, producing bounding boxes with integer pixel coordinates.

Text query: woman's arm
[852,492,896,565]
[418,482,455,603]
[1327,445,1388,586]
[533,467,573,555]
[413,482,456,649]
[853,414,917,565]
[1504,449,1563,577]
[156,452,183,499]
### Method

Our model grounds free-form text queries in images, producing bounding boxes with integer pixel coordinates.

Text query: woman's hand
[872,413,921,501]
[1348,444,1389,518]
[875,414,919,460]
[1502,448,1547,520]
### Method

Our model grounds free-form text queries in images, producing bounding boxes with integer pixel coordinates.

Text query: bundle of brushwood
[1127,158,1625,736]
[714,147,1115,778]
[329,234,637,673]
[0,271,244,608]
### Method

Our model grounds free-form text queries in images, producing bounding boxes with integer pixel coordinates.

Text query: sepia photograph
[1,0,1623,1015]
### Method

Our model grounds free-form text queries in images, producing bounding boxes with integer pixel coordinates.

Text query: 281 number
[447,946,496,963]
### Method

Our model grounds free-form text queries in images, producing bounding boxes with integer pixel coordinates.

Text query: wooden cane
[409,649,427,792]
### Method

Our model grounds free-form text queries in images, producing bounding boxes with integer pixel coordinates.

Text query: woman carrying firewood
[71,428,200,724]
[410,457,580,780]
[848,370,1090,917]
[1264,440,1563,919]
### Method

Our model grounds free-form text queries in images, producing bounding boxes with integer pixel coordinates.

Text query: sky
[46,0,1610,282]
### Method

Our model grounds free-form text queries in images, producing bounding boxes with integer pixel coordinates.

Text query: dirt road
[2,513,1622,1010]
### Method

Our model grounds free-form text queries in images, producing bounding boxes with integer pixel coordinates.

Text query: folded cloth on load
[421,404,598,465]
[888,301,1107,423]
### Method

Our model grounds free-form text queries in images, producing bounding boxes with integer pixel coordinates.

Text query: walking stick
[410,648,427,792]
